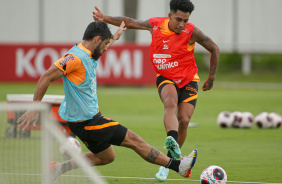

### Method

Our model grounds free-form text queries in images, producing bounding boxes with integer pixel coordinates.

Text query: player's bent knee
[102,156,115,164]
[178,116,190,128]
[163,97,178,110]
[90,148,116,165]
[96,154,115,165]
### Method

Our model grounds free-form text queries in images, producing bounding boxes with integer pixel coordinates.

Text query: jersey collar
[77,43,93,59]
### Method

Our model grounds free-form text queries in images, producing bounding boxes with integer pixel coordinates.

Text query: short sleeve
[54,54,82,75]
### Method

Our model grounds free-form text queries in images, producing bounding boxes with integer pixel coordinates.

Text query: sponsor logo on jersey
[59,55,75,66]
[153,54,178,70]
[153,54,171,59]
[90,77,97,96]
[153,58,167,64]
[155,61,179,70]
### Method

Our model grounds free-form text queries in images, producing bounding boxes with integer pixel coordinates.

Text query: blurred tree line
[195,53,282,74]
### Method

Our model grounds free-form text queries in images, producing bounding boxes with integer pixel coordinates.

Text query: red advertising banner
[0,43,156,85]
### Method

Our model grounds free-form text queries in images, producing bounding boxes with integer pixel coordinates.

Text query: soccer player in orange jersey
[93,0,219,181]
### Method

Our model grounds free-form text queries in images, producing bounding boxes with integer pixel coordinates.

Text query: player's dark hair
[170,0,194,14]
[83,22,113,41]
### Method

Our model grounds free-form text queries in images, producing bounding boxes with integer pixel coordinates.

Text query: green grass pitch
[0,82,281,183]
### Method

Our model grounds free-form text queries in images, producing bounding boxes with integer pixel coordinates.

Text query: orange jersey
[54,43,91,85]
[149,17,199,88]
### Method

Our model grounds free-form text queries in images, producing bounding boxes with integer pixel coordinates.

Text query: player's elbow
[38,73,52,85]
[213,44,220,55]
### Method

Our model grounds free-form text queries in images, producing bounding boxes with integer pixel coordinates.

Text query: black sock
[61,160,72,174]
[166,158,180,172]
[166,130,179,158]
[167,151,172,158]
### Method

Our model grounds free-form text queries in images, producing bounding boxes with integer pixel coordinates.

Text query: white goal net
[0,100,107,184]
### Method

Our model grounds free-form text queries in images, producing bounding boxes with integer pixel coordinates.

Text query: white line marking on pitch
[0,173,281,184]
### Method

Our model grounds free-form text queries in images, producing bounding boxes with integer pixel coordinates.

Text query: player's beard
[92,42,103,60]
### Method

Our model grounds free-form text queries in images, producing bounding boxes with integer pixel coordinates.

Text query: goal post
[0,101,107,184]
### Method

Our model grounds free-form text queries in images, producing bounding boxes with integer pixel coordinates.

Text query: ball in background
[217,111,234,128]
[254,112,271,129]
[60,137,82,160]
[239,112,254,128]
[268,112,282,128]
[200,165,227,184]
[232,111,243,128]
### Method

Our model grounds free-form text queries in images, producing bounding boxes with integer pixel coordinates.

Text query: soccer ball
[254,112,271,128]
[268,112,282,128]
[217,111,234,128]
[232,111,243,128]
[200,165,227,184]
[60,137,82,159]
[239,112,254,128]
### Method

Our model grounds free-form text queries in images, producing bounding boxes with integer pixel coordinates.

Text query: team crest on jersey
[182,29,189,33]
[59,55,75,66]
[163,44,169,50]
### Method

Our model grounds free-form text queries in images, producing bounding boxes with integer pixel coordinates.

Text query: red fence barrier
[0,43,156,85]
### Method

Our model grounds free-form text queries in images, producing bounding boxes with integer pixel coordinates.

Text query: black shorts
[156,75,198,107]
[67,112,128,154]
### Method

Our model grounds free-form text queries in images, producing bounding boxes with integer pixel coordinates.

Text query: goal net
[0,101,107,184]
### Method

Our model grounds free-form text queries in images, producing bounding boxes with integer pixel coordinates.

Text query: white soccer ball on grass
[217,111,234,128]
[254,112,271,129]
[200,165,227,184]
[232,111,243,128]
[268,112,282,128]
[239,112,254,128]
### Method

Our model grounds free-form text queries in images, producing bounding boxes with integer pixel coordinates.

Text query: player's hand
[17,110,39,130]
[113,21,127,40]
[202,78,214,91]
[93,6,104,22]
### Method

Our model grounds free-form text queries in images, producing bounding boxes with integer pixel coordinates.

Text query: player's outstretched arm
[192,26,219,91]
[93,6,152,31]
[106,21,127,48]
[17,65,64,129]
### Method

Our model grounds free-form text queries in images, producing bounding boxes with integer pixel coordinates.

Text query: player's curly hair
[170,0,194,14]
[83,22,113,41]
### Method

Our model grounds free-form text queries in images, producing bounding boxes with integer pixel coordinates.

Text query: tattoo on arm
[194,27,219,79]
[110,16,124,22]
[145,147,160,163]
[140,19,152,29]
[109,16,151,30]
[194,27,216,52]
